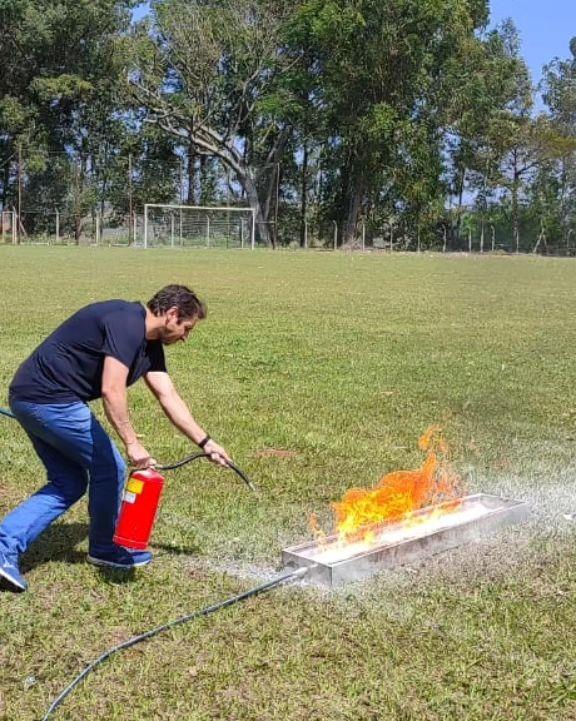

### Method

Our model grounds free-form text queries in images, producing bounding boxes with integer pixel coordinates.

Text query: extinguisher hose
[157,453,258,493]
[40,566,309,721]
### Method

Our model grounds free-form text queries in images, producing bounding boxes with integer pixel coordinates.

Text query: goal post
[143,204,256,250]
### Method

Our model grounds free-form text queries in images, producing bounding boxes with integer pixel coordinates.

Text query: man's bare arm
[102,356,155,468]
[144,371,231,466]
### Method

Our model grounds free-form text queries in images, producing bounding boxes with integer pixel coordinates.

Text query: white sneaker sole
[87,555,152,569]
[0,565,27,591]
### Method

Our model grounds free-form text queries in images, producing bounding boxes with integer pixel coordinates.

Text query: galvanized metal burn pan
[282,494,529,587]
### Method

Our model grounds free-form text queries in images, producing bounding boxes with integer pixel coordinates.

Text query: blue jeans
[0,400,126,558]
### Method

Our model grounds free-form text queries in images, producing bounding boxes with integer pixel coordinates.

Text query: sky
[489,0,575,85]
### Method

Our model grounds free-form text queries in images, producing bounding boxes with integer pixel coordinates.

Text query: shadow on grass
[97,566,137,585]
[18,522,199,575]
[152,541,201,556]
[21,521,89,572]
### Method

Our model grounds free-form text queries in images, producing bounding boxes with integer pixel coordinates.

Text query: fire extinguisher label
[126,478,145,494]
[123,491,137,504]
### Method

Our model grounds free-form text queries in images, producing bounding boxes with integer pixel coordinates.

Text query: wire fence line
[1,149,575,255]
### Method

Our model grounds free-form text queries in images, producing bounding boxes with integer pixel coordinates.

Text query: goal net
[143,204,255,249]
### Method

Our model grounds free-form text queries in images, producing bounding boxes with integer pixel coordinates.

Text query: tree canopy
[1,0,575,251]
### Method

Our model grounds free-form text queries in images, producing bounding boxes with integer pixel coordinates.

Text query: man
[0,284,231,592]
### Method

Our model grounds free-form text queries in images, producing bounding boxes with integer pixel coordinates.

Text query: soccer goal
[143,204,256,249]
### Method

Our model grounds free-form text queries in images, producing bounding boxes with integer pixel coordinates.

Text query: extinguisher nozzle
[227,461,258,493]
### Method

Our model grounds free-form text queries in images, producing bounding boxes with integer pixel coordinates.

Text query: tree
[443,19,533,245]
[0,0,136,239]
[541,38,576,248]
[129,0,301,246]
[286,0,494,246]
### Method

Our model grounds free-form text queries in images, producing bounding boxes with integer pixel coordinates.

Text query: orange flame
[314,427,464,543]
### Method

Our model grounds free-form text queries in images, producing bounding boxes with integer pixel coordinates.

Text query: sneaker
[87,546,152,569]
[0,549,28,592]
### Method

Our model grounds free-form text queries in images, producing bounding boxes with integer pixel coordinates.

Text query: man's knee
[41,474,88,504]
[64,483,88,504]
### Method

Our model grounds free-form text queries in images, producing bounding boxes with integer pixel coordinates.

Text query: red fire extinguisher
[113,468,165,550]
[113,453,256,551]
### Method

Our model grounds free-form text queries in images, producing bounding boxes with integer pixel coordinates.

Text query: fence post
[362,220,365,251]
[333,220,337,251]
[55,208,60,243]
[443,225,447,253]
[491,225,496,252]
[95,214,100,246]
[468,228,472,253]
[304,217,308,249]
[206,215,210,247]
[143,204,148,249]
[12,206,18,244]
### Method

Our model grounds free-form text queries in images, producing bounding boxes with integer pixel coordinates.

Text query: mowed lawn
[1,247,576,721]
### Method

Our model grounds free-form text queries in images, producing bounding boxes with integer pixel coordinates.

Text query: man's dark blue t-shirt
[9,300,167,404]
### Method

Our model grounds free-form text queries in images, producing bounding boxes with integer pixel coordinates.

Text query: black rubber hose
[40,567,308,720]
[157,452,257,492]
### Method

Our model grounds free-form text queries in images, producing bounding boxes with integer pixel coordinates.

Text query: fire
[312,427,464,544]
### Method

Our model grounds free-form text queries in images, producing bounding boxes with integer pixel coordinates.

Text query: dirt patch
[255,448,299,459]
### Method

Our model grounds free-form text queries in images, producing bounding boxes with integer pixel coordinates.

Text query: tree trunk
[300,141,308,248]
[199,157,207,204]
[512,150,520,253]
[240,170,270,247]
[187,145,196,205]
[74,157,85,244]
[532,219,548,254]
[455,166,466,242]
[2,155,9,210]
[343,178,364,246]
[263,163,279,247]
[512,175,520,253]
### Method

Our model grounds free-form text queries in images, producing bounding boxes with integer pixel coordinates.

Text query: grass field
[1,247,576,720]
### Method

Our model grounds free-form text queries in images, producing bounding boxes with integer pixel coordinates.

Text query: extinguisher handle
[155,453,258,493]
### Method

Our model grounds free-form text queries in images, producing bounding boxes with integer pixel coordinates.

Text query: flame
[309,512,327,544]
[314,427,464,544]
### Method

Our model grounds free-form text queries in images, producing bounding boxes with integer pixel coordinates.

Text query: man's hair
[147,285,207,321]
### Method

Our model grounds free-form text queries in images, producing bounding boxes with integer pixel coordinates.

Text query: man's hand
[203,439,232,468]
[126,441,157,469]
